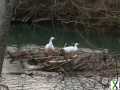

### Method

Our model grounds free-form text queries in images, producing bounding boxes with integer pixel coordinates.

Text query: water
[9,23,120,53]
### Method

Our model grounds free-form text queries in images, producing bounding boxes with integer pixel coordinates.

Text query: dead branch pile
[6,47,120,77]
[13,0,120,31]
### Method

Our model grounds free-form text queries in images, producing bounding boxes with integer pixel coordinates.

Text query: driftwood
[7,47,120,77]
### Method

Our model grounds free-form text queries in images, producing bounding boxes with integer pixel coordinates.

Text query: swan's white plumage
[63,42,79,53]
[45,37,55,50]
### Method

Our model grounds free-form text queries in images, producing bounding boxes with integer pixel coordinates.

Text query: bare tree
[0,0,16,76]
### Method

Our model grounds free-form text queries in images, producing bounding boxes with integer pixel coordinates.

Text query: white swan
[63,42,79,53]
[45,37,55,50]
[64,43,67,48]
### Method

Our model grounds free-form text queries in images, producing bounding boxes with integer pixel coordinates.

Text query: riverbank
[1,45,120,90]
[6,45,120,77]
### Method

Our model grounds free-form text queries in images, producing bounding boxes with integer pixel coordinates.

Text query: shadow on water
[9,23,120,53]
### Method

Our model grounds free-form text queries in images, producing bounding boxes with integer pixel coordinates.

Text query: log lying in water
[6,46,120,77]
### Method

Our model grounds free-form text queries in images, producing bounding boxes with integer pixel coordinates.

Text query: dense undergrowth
[13,0,120,31]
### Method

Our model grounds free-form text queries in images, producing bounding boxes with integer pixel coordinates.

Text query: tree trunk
[0,0,15,76]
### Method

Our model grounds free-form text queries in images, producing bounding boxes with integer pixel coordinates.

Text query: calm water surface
[9,23,120,53]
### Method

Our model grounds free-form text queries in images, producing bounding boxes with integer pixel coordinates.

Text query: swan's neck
[74,44,78,48]
[49,39,53,45]
[64,43,67,48]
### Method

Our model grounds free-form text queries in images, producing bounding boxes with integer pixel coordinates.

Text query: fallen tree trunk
[6,46,120,77]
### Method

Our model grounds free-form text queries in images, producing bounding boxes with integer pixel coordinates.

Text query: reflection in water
[9,24,120,53]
